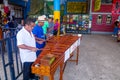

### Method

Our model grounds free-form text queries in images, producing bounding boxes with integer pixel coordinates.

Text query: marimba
[31,35,82,80]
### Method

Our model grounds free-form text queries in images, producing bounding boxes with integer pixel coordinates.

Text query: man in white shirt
[17,18,42,80]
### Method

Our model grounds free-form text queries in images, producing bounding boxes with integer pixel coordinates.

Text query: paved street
[61,34,120,80]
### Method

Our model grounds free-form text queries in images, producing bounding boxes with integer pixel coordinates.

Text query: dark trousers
[23,62,37,80]
[36,42,46,57]
[113,27,118,35]
[53,30,58,35]
[36,50,42,57]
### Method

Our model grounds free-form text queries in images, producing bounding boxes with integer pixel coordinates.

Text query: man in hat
[32,16,46,57]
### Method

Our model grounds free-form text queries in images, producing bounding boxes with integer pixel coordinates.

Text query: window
[106,15,112,24]
[14,5,23,18]
[97,15,102,24]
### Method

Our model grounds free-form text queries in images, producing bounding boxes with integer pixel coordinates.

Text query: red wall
[91,0,118,32]
[92,14,118,32]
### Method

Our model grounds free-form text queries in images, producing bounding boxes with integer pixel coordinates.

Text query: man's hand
[46,34,53,41]
[31,47,39,52]
[35,37,45,41]
[37,40,44,44]
[35,36,46,44]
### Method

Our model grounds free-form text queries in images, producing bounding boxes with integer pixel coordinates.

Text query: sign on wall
[94,0,101,11]
[67,2,87,14]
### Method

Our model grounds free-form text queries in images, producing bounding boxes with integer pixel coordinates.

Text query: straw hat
[38,16,45,22]
[42,15,46,19]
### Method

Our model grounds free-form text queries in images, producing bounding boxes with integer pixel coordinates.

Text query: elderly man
[32,16,46,57]
[17,18,41,80]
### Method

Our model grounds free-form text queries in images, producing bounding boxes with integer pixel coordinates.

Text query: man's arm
[18,44,38,52]
[33,35,46,44]
[36,40,45,44]
[35,36,45,41]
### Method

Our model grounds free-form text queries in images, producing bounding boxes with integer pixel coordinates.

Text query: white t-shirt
[17,27,36,63]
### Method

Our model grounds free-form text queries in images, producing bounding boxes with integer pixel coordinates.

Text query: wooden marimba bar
[31,35,82,80]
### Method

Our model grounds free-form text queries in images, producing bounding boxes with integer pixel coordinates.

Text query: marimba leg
[49,74,54,80]
[76,46,79,65]
[59,63,63,80]
[40,75,44,80]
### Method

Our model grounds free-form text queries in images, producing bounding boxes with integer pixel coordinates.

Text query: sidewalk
[37,34,120,80]
[62,34,120,80]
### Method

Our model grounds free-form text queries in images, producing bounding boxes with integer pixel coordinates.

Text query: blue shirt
[32,25,45,49]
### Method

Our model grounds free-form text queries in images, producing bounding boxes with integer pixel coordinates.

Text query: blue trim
[24,0,31,19]
[9,0,26,6]
[64,1,67,15]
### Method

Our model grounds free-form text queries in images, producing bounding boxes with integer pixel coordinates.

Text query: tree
[29,0,44,16]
